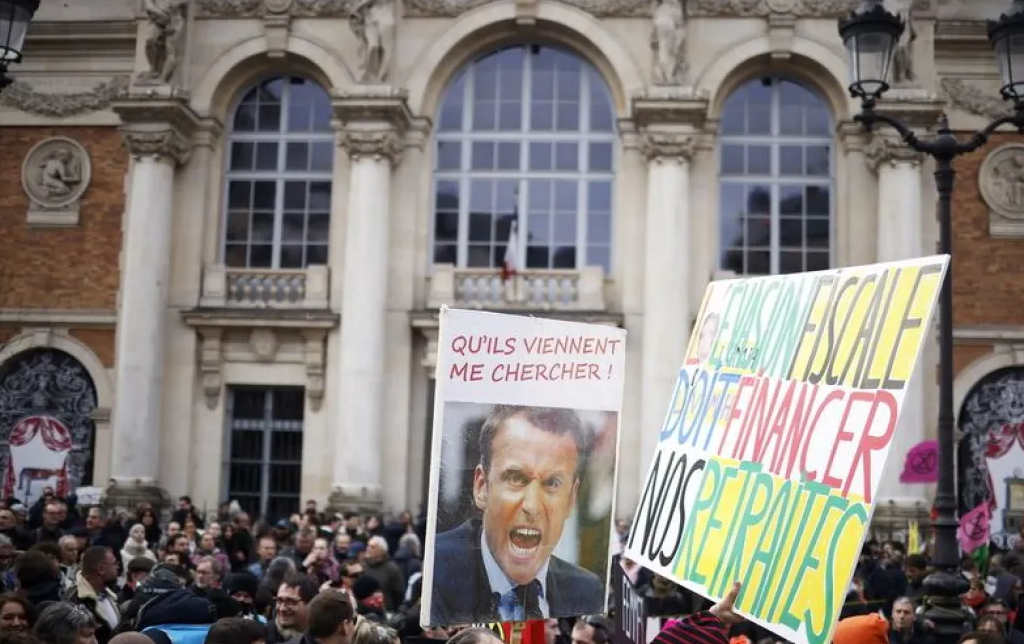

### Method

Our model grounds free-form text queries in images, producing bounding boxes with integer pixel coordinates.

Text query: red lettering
[490,362,602,382]
[719,376,755,458]
[775,383,820,478]
[754,379,795,464]
[821,390,869,492]
[842,389,898,503]
[450,363,484,381]
[520,336,622,356]
[743,376,782,462]
[798,389,844,481]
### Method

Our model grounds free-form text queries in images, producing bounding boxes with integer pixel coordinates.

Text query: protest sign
[611,556,646,644]
[625,256,948,644]
[422,308,627,627]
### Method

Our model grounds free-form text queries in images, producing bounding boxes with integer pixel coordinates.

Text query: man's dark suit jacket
[428,518,604,626]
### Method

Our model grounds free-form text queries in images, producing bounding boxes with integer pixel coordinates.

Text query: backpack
[142,625,212,644]
[136,589,217,630]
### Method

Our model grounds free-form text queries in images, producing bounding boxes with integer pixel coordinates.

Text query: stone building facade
[0,0,1022,538]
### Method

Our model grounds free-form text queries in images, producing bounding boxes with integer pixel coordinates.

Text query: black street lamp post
[839,1,1024,642]
[0,0,39,93]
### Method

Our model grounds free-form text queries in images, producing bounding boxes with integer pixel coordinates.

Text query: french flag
[501,220,519,282]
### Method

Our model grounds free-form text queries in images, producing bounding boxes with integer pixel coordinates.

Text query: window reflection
[223,76,334,269]
[718,77,833,275]
[431,45,616,273]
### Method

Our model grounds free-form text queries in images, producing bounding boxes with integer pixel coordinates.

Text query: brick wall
[951,132,1024,326]
[0,127,125,310]
[68,329,116,368]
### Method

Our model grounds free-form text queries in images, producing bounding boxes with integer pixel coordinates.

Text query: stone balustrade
[427,264,606,311]
[199,265,330,309]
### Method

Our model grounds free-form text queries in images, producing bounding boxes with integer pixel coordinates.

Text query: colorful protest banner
[899,440,939,483]
[625,256,948,644]
[421,307,627,627]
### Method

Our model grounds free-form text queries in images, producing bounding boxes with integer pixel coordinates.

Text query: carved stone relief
[401,0,928,18]
[979,143,1024,239]
[941,78,1010,120]
[864,134,924,170]
[194,0,353,18]
[193,327,329,410]
[21,137,92,228]
[0,76,129,118]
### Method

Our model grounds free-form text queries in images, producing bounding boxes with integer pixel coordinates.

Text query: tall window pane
[719,77,833,276]
[431,45,616,273]
[223,76,333,269]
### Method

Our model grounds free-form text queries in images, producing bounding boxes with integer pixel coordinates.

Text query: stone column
[638,134,695,479]
[328,90,413,512]
[630,89,708,483]
[106,98,199,509]
[867,134,929,513]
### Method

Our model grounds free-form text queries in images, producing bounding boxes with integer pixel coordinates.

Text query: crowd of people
[0,488,1020,644]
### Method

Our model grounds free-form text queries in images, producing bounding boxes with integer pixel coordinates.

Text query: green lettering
[689,460,737,586]
[718,467,773,602]
[678,458,722,585]
[766,275,818,379]
[708,462,757,594]
[748,480,796,616]
[805,503,869,644]
[766,481,829,622]
[778,491,847,631]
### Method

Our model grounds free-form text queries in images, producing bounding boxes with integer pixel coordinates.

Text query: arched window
[718,77,833,276]
[0,349,98,506]
[223,76,334,269]
[432,45,616,273]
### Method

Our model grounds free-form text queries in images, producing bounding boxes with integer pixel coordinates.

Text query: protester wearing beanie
[223,571,260,616]
[353,575,387,621]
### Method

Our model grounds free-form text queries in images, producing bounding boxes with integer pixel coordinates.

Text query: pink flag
[958,503,991,553]
[899,440,939,484]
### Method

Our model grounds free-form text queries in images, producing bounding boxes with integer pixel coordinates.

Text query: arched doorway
[0,349,98,506]
[958,367,1024,548]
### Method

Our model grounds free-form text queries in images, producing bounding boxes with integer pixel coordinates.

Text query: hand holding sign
[710,582,742,625]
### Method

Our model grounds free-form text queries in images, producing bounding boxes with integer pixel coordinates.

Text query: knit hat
[832,614,889,644]
[353,574,382,602]
[127,556,156,574]
[224,570,260,597]
[138,564,185,595]
[651,611,728,644]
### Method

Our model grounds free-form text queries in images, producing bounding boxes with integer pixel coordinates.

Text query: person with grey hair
[362,535,404,612]
[33,602,98,644]
[394,533,422,588]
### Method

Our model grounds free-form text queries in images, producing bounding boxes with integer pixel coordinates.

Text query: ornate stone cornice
[0,76,129,117]
[640,132,697,163]
[194,0,353,18]
[111,98,202,165]
[403,0,927,18]
[865,135,925,170]
[337,130,404,164]
[631,88,710,130]
[941,77,1010,120]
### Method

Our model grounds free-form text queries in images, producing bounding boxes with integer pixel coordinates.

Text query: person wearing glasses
[266,572,318,643]
[429,406,604,626]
